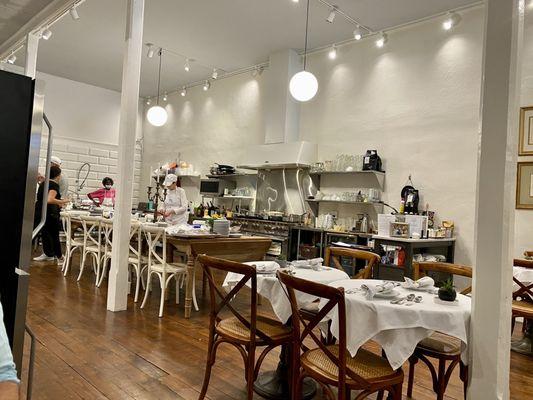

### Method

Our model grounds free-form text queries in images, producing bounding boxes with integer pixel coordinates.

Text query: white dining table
[320,279,471,370]
[222,262,350,323]
[513,265,533,291]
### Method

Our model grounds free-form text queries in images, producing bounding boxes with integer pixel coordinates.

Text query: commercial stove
[232,215,292,259]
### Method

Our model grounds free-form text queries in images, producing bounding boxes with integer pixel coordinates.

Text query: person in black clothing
[33,165,69,263]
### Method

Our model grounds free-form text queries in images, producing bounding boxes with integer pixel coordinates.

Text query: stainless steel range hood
[237,141,317,170]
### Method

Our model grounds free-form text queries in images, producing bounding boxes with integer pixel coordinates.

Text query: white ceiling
[0,0,56,44]
[6,0,480,97]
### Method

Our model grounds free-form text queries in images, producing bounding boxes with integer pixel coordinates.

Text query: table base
[253,370,316,400]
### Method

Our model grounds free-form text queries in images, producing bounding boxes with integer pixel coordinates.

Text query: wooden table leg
[185,250,194,318]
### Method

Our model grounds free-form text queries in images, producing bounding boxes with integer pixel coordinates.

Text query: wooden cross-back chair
[60,212,84,277]
[407,262,472,400]
[78,215,103,284]
[196,255,292,400]
[140,225,187,317]
[324,247,380,279]
[512,257,533,333]
[277,271,403,400]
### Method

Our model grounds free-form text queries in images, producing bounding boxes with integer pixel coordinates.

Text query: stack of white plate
[212,219,230,236]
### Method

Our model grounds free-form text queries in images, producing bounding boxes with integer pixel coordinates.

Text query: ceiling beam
[0,0,81,59]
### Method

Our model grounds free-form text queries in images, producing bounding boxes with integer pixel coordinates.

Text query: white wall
[515,10,533,258]
[141,7,484,265]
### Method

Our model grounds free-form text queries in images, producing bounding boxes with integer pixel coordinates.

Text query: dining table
[222,262,350,400]
[171,235,272,318]
[320,279,472,370]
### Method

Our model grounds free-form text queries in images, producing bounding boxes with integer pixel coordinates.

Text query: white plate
[374,289,400,299]
[401,284,435,292]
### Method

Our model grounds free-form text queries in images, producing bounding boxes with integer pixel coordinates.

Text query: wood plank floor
[18,256,533,400]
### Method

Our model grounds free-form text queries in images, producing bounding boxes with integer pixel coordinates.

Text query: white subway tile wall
[39,138,142,206]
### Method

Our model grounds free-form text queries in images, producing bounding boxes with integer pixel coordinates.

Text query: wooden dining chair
[60,212,84,277]
[407,261,472,400]
[196,255,292,400]
[277,270,403,400]
[78,215,103,284]
[324,247,380,279]
[511,257,533,334]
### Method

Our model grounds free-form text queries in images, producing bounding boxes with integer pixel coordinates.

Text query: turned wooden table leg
[185,250,194,318]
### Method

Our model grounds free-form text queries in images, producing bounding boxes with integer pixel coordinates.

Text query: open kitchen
[0,1,532,400]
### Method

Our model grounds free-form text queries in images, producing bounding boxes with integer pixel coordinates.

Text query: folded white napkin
[403,276,435,290]
[291,258,324,268]
[246,261,280,273]
[361,282,397,300]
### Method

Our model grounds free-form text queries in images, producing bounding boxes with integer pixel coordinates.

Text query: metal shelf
[309,170,385,176]
[205,173,257,179]
[306,199,383,207]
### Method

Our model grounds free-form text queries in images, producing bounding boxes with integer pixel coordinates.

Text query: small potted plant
[438,279,457,302]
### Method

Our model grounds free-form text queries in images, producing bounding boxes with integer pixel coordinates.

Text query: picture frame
[516,162,533,209]
[519,106,533,155]
[390,221,410,238]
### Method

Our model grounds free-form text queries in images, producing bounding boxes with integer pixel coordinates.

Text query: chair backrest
[324,246,380,279]
[277,271,371,391]
[196,255,273,345]
[513,258,533,300]
[414,262,472,295]
[100,218,113,254]
[80,215,102,250]
[129,221,142,259]
[143,224,167,267]
[190,238,272,263]
[60,212,72,246]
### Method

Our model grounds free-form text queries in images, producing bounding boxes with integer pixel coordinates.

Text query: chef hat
[51,156,62,165]
[163,173,178,187]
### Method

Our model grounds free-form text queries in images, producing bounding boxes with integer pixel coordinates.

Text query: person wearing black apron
[33,165,69,263]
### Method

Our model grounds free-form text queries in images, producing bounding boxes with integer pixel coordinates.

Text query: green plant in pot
[438,279,457,302]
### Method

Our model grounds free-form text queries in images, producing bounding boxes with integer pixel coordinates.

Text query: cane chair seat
[216,315,292,343]
[512,299,533,318]
[302,345,398,384]
[418,332,462,355]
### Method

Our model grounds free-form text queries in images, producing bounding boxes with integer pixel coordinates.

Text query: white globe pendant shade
[289,70,318,102]
[147,105,168,127]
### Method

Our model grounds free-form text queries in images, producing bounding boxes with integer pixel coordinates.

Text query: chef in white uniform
[159,174,188,226]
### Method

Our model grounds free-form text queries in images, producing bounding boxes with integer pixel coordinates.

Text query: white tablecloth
[320,279,471,370]
[513,266,533,291]
[222,264,349,323]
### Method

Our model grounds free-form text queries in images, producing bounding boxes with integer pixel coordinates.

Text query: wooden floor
[18,256,533,400]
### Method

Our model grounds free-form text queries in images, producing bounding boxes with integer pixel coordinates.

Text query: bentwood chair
[408,262,471,400]
[98,220,145,302]
[277,270,403,400]
[141,225,187,317]
[60,212,84,276]
[324,247,380,279]
[511,257,533,334]
[196,255,292,400]
[78,215,103,284]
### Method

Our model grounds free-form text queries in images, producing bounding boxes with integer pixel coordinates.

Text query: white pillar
[24,32,39,78]
[469,0,523,399]
[107,0,144,311]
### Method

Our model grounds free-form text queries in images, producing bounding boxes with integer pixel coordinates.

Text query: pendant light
[289,0,318,102]
[147,49,168,127]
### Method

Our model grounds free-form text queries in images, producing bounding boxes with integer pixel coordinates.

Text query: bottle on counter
[399,199,405,214]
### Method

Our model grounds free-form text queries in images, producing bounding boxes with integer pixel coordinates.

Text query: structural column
[107,0,144,311]
[24,32,40,78]
[469,0,523,398]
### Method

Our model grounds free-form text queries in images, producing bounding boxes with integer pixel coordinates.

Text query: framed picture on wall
[516,162,533,209]
[519,106,533,155]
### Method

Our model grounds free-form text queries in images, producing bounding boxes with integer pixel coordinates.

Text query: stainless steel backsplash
[255,169,316,215]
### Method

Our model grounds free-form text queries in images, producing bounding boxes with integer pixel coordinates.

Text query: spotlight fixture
[328,45,337,60]
[41,28,52,40]
[163,92,168,102]
[375,32,387,48]
[326,6,337,23]
[69,6,80,20]
[184,58,190,72]
[7,54,16,64]
[203,80,211,91]
[146,98,151,105]
[147,49,168,127]
[353,26,363,41]
[146,43,155,58]
[290,0,318,102]
[212,68,218,79]
[443,12,461,31]
[180,87,187,97]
